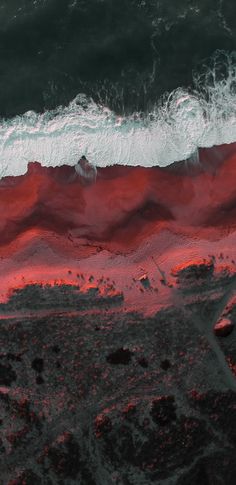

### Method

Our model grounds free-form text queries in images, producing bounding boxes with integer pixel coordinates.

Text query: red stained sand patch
[214,318,234,337]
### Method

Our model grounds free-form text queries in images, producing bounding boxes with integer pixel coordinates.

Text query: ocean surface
[0,0,236,176]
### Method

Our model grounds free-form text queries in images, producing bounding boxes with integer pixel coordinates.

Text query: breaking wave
[0,51,236,178]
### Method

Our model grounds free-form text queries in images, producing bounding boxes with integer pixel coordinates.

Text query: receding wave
[0,51,236,178]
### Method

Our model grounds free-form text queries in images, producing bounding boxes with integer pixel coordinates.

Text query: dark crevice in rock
[106,348,133,365]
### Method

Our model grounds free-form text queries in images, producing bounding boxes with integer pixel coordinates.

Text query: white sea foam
[0,51,236,178]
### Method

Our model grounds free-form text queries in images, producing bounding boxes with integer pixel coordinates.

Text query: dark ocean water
[0,0,236,174]
[0,0,235,117]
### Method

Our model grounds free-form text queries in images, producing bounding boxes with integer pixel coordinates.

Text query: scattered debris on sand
[138,274,150,289]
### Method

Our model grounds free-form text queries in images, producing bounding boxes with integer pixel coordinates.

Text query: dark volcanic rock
[45,433,81,479]
[106,347,133,365]
[99,406,210,480]
[0,362,17,386]
[31,357,44,373]
[177,450,236,485]
[150,395,177,426]
[190,390,236,446]
[1,284,236,484]
[6,426,30,448]
[0,438,5,454]
[161,359,171,370]
[138,356,148,368]
[7,470,42,485]
[36,375,44,385]
[41,432,96,484]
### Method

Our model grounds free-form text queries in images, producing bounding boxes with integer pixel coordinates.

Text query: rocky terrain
[1,255,236,485]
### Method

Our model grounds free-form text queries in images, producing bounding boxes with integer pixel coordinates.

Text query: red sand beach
[1,142,236,312]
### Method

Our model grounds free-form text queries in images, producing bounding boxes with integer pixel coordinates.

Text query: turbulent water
[0,0,236,176]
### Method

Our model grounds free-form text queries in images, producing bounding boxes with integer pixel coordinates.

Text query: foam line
[0,52,236,177]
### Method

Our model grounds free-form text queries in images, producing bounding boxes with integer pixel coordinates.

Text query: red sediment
[1,143,236,247]
[1,142,236,308]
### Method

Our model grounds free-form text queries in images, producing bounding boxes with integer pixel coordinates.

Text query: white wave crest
[0,51,236,177]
